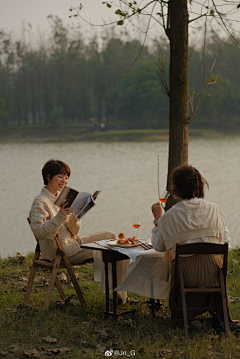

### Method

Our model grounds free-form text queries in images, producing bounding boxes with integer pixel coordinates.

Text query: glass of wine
[159,191,170,205]
[133,217,140,238]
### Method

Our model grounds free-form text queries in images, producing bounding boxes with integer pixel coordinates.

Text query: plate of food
[107,233,139,248]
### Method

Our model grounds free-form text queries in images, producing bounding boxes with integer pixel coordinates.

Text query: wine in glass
[159,191,170,203]
[133,217,140,238]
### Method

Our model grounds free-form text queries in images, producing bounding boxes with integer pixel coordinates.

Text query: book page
[71,192,91,214]
[55,186,79,208]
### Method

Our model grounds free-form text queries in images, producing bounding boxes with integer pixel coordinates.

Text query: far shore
[0,126,239,143]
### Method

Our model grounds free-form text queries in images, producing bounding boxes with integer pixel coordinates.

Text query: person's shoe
[116,296,139,304]
[126,297,139,304]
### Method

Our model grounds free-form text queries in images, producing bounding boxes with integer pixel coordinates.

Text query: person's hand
[151,202,163,221]
[60,202,73,217]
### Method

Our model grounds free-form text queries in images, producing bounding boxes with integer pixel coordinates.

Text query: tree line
[0,16,239,129]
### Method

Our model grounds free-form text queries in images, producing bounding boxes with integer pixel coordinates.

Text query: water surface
[1,137,239,258]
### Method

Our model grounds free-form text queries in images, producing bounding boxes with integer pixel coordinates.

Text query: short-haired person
[151,164,231,319]
[29,159,117,265]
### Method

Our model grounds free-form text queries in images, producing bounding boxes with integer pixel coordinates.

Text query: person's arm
[151,224,167,252]
[29,198,66,241]
[222,211,231,249]
[150,202,166,252]
[65,212,81,235]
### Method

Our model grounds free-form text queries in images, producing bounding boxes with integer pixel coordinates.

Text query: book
[54,186,101,220]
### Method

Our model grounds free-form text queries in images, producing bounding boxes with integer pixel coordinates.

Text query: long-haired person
[151,164,231,319]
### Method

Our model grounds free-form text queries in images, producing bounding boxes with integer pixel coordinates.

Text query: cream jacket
[29,187,81,260]
[153,199,227,252]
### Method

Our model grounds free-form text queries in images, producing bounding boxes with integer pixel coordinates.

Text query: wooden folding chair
[171,242,229,340]
[24,218,93,309]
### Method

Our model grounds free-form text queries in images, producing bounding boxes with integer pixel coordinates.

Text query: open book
[54,186,101,220]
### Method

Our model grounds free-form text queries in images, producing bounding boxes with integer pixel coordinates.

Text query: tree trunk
[166,0,189,210]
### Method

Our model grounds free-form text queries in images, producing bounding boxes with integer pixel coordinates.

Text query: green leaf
[156,12,163,17]
[137,8,141,14]
[115,9,122,15]
[69,8,73,11]
[117,20,124,26]
[133,1,137,4]
[210,9,214,16]
[102,2,106,3]
[106,3,112,8]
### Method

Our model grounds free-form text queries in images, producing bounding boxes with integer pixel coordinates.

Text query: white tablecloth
[94,240,172,300]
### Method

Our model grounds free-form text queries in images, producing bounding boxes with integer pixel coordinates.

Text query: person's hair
[42,159,71,185]
[170,164,209,199]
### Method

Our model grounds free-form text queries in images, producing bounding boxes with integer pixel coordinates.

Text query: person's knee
[106,231,117,239]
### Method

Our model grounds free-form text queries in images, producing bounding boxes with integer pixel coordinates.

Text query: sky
[0,1,239,44]
[0,0,124,34]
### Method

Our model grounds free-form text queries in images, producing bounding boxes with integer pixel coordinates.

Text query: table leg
[112,261,117,318]
[105,261,109,317]
[150,298,155,318]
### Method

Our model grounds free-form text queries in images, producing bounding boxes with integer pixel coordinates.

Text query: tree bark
[166,0,189,210]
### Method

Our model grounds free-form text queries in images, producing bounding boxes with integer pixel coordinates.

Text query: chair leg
[171,291,177,323]
[24,251,40,305]
[63,255,86,305]
[179,269,189,341]
[219,270,230,337]
[43,255,62,310]
[55,276,66,300]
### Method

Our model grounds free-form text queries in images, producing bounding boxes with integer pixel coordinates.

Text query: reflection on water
[0,137,240,258]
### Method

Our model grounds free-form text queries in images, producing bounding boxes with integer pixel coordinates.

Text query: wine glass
[159,190,170,203]
[133,217,140,238]
[159,191,170,208]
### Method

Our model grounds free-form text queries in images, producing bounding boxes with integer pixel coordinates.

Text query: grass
[0,125,233,143]
[0,251,240,358]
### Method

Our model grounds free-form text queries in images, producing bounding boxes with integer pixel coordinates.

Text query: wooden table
[80,241,137,318]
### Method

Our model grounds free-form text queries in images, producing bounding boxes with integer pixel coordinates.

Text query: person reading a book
[29,159,129,302]
[29,159,117,264]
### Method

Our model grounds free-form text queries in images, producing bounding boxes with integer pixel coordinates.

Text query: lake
[1,137,240,258]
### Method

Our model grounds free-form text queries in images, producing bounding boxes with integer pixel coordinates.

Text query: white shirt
[151,198,231,253]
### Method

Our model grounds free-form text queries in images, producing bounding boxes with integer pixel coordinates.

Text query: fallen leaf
[161,348,173,354]
[69,298,81,306]
[9,346,21,353]
[17,252,25,263]
[58,273,68,281]
[55,295,73,307]
[95,328,111,337]
[227,270,234,275]
[232,259,239,265]
[19,277,28,282]
[209,334,219,340]
[82,322,89,325]
[228,296,239,302]
[46,347,70,354]
[24,348,41,358]
[41,336,58,343]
